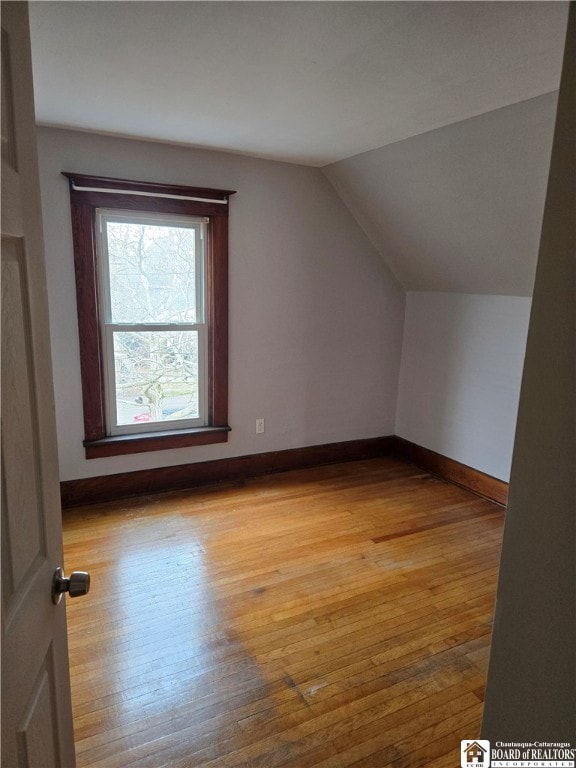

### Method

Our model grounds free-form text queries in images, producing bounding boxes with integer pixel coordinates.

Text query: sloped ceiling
[29,1,568,295]
[323,93,558,296]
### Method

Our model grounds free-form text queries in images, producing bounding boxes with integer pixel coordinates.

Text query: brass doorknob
[52,566,90,605]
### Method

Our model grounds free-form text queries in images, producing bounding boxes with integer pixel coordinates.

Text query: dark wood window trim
[64,173,235,459]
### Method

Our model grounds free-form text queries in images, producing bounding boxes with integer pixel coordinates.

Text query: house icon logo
[461,740,491,768]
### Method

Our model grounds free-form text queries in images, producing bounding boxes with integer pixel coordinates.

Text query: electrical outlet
[256,418,265,434]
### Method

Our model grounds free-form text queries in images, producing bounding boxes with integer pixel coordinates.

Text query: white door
[1,3,78,766]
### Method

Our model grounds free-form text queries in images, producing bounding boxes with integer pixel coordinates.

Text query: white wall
[36,128,405,482]
[396,292,531,481]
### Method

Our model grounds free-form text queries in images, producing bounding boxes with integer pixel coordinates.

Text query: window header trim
[71,181,228,205]
[63,172,236,206]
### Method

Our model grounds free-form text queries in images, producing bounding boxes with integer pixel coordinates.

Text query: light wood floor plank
[63,457,503,767]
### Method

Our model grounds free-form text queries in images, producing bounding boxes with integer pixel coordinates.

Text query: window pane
[113,331,200,426]
[106,221,200,323]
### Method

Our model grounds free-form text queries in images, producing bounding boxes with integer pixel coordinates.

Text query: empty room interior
[3,1,574,767]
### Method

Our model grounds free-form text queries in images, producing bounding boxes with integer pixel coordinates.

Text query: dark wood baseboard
[392,437,509,507]
[60,436,395,508]
[61,434,509,508]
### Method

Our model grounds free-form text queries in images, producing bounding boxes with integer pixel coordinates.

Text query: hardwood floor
[62,457,504,768]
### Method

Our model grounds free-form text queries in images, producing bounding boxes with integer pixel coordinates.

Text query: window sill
[84,426,231,459]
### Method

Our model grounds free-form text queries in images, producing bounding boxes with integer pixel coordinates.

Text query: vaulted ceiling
[29,1,569,295]
[324,92,558,295]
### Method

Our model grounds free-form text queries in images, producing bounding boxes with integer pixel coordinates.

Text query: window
[97,210,207,434]
[65,174,235,458]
